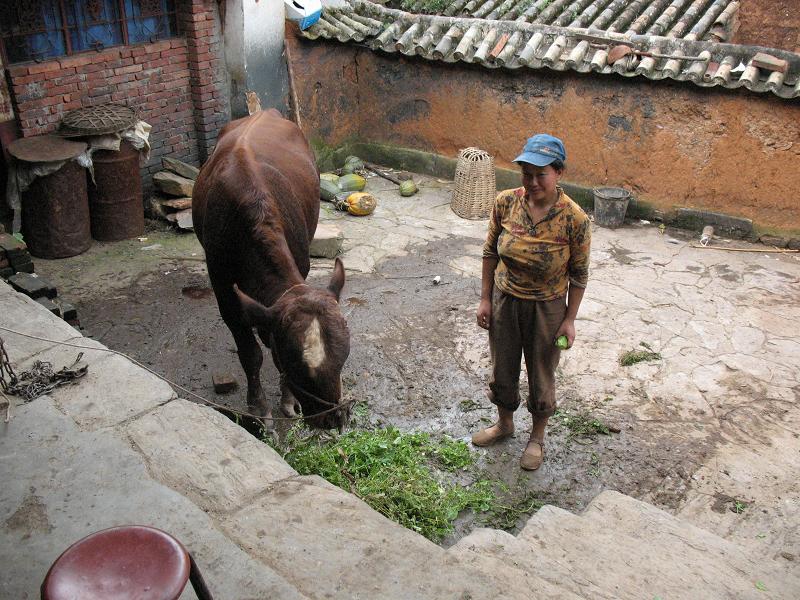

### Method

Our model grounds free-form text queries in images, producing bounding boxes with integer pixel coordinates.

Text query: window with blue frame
[0,0,179,65]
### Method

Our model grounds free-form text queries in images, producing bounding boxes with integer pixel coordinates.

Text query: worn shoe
[520,440,544,470]
[471,423,514,447]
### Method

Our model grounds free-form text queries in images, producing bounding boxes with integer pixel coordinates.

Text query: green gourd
[338,174,367,192]
[320,179,340,201]
[342,156,365,174]
[320,172,340,185]
[399,180,418,197]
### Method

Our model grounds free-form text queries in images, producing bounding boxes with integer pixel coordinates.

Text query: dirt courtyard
[33,172,800,557]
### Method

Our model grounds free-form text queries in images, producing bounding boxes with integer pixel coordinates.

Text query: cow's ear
[234,285,278,329]
[327,257,346,301]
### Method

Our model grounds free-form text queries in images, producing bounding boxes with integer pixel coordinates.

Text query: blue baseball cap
[514,134,566,166]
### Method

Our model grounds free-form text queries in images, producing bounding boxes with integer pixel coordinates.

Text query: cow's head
[234,258,351,429]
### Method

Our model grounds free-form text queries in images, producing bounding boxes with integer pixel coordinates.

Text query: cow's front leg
[216,288,273,423]
[233,326,273,420]
[279,373,302,417]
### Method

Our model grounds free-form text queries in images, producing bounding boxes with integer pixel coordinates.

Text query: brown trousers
[488,289,566,416]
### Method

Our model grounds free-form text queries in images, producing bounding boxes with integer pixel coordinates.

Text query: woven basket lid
[58,104,137,137]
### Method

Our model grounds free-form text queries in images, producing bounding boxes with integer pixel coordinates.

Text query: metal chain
[0,337,87,402]
[0,338,18,394]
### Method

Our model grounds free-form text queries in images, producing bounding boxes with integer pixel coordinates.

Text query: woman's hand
[477,299,491,330]
[555,318,576,348]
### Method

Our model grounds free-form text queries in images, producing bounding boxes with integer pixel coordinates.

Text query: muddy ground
[33,218,729,547]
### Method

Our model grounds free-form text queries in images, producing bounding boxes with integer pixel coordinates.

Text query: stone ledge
[218,473,536,599]
[0,284,83,363]
[126,398,297,513]
[666,207,755,239]
[0,397,306,600]
[319,141,795,238]
[45,350,176,431]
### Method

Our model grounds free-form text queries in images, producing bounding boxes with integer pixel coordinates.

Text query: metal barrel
[21,160,92,258]
[593,187,631,228]
[88,140,144,241]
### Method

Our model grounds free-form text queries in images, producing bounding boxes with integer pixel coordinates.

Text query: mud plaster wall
[287,35,800,233]
[734,1,799,52]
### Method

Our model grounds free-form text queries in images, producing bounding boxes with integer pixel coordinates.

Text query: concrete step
[449,527,602,599]
[583,490,800,593]
[517,502,792,600]
[452,510,627,599]
[217,473,568,599]
[0,285,82,363]
[454,498,796,600]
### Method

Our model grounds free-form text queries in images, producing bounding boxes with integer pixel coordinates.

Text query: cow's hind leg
[211,276,272,422]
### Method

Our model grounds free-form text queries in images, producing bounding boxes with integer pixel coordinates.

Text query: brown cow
[192,110,350,430]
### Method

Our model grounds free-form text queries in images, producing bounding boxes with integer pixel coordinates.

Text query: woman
[472,134,591,470]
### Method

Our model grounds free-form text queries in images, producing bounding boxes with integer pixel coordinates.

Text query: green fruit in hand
[555,335,569,350]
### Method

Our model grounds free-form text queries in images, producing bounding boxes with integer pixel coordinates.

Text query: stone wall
[4,0,229,193]
[287,34,800,233]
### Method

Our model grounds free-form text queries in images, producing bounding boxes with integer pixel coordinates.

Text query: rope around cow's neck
[273,282,309,305]
[269,332,346,412]
[0,326,355,423]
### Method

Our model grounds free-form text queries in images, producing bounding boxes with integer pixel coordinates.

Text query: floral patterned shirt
[482,186,591,300]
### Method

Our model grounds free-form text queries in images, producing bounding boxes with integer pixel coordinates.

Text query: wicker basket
[451,147,496,219]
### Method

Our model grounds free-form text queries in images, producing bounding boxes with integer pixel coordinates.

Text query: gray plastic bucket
[593,187,630,228]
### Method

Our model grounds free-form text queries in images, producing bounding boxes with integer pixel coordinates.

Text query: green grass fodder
[275,426,494,542]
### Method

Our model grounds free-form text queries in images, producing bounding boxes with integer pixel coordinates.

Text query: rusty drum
[9,135,91,259]
[88,140,144,241]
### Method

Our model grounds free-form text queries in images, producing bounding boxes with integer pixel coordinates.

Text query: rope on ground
[690,244,799,253]
[0,326,355,423]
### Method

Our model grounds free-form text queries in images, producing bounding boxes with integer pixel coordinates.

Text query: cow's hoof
[281,398,302,418]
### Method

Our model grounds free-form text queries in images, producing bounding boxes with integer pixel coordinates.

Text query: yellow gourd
[342,192,376,216]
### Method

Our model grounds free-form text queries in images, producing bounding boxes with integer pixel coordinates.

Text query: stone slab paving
[21,342,177,431]
[320,173,800,581]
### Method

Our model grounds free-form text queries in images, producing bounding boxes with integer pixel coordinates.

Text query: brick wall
[181,0,230,161]
[4,0,229,195]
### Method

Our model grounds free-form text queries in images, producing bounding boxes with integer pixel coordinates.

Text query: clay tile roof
[303,0,800,99]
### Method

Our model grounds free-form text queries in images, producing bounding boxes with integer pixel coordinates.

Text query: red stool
[41,525,213,600]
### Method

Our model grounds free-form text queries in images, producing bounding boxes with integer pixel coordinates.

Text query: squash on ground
[341,192,377,216]
[338,173,367,192]
[320,172,340,185]
[342,155,365,174]
[320,179,340,201]
[399,180,418,197]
